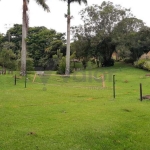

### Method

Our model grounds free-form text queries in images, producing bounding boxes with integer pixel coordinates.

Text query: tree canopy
[71,1,145,66]
[1,1,150,71]
[0,24,66,70]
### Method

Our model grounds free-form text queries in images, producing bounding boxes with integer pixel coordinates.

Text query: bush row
[0,58,34,71]
[134,59,150,71]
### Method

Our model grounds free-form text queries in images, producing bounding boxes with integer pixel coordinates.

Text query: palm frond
[70,0,87,5]
[34,0,50,12]
[60,0,87,5]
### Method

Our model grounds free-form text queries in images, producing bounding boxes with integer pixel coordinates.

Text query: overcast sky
[0,0,150,34]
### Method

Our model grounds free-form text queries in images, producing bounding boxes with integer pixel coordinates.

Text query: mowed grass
[0,62,150,150]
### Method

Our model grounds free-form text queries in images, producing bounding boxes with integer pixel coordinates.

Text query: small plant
[143,61,150,71]
[57,57,66,74]
[137,59,146,68]
[134,59,150,71]
[52,49,63,70]
[134,59,146,68]
[57,57,74,74]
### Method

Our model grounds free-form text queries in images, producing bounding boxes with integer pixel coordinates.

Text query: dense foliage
[0,24,66,70]
[134,59,150,71]
[71,1,147,66]
[1,1,150,71]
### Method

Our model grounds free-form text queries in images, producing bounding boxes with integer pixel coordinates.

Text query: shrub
[0,49,17,70]
[134,59,146,69]
[134,59,150,71]
[143,61,150,71]
[57,57,66,74]
[57,57,73,74]
[6,61,17,70]
[137,59,146,68]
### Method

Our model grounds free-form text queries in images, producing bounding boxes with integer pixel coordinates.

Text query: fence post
[14,74,16,85]
[113,75,115,99]
[25,72,27,88]
[140,83,142,101]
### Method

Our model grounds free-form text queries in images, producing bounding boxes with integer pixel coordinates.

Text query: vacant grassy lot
[0,62,150,150]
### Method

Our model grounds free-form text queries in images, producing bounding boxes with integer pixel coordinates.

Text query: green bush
[6,61,17,70]
[57,57,73,74]
[57,57,66,74]
[0,61,17,70]
[134,59,146,69]
[0,49,17,70]
[137,59,146,68]
[143,61,150,71]
[134,59,150,71]
[26,58,34,71]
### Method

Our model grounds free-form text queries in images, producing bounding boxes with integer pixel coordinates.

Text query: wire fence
[0,68,150,100]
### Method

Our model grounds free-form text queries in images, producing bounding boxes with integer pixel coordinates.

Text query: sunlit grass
[0,62,150,150]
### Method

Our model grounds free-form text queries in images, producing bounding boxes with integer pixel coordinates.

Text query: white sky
[0,0,150,34]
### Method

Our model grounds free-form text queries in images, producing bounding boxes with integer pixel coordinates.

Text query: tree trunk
[65,2,70,76]
[21,0,27,76]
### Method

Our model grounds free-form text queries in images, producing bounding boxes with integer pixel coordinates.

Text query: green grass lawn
[0,62,150,150]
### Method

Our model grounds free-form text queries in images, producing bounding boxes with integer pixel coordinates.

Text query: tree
[21,0,50,75]
[0,42,16,70]
[0,34,4,49]
[52,49,63,70]
[5,24,66,69]
[71,35,90,59]
[6,24,22,54]
[127,27,150,60]
[1,42,16,51]
[113,17,144,61]
[61,0,87,75]
[26,27,66,68]
[72,1,145,66]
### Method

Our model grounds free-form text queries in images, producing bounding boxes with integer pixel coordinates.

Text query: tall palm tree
[61,0,87,75]
[21,0,49,75]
